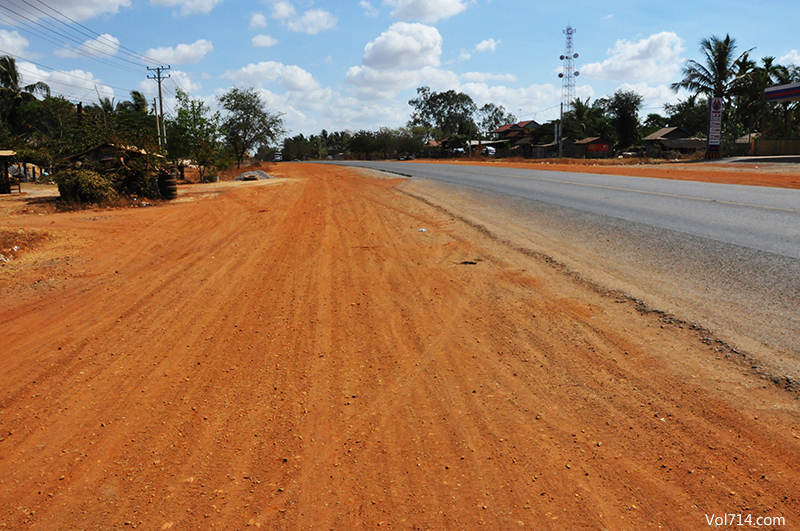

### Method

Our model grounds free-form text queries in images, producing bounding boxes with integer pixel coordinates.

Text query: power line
[15,0,155,66]
[0,48,157,101]
[0,2,143,74]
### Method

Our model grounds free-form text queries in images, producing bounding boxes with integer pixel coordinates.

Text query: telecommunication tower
[558,26,580,112]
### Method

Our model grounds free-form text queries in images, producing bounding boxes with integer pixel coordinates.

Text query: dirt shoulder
[0,163,798,529]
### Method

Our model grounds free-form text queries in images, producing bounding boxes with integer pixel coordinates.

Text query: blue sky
[2,0,800,139]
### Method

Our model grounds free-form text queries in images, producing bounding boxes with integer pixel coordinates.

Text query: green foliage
[562,97,614,140]
[0,55,50,127]
[664,95,709,137]
[218,87,285,168]
[672,35,753,101]
[53,169,118,204]
[282,134,318,161]
[408,86,478,139]
[597,90,644,149]
[167,89,221,179]
[114,159,160,199]
[477,103,517,138]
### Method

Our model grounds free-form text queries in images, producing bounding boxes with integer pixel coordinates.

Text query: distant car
[481,146,496,157]
[272,153,283,162]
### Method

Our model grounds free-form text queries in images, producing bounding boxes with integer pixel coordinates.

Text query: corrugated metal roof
[642,127,689,141]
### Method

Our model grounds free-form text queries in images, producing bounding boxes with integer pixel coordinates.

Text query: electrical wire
[0,48,158,102]
[0,3,144,74]
[9,0,155,66]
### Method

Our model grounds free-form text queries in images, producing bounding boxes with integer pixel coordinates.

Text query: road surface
[335,161,800,259]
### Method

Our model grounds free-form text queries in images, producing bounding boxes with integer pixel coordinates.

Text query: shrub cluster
[52,169,118,204]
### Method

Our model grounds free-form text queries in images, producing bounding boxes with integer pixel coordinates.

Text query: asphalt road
[335,161,800,259]
[331,160,800,383]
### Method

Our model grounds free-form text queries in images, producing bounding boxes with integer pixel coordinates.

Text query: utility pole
[153,98,160,149]
[147,65,171,150]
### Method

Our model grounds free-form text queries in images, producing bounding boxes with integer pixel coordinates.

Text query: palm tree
[0,55,50,124]
[564,97,610,139]
[771,65,800,136]
[671,35,753,102]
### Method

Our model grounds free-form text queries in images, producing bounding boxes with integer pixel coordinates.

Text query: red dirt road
[1,164,799,530]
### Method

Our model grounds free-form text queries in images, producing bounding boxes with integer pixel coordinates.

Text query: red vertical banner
[706,97,723,158]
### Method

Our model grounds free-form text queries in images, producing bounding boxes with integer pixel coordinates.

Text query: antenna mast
[559,26,580,112]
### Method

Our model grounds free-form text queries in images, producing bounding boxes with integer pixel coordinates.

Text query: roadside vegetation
[1,55,285,205]
[2,33,799,185]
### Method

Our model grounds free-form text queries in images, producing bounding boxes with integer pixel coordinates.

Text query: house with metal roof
[489,120,540,142]
[642,127,705,158]
[574,137,614,159]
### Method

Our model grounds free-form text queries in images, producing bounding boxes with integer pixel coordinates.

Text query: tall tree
[671,35,753,102]
[407,86,477,140]
[218,87,285,168]
[562,97,612,140]
[597,90,643,149]
[664,95,709,137]
[770,65,800,137]
[477,103,517,138]
[168,89,221,180]
[0,55,50,127]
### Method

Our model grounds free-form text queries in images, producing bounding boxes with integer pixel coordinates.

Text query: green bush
[53,169,118,203]
[115,159,160,199]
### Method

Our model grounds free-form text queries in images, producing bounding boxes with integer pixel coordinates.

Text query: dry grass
[0,228,50,260]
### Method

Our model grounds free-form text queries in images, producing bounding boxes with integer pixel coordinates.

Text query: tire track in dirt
[0,164,798,530]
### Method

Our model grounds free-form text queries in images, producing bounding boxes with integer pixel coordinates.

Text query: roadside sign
[706,97,723,158]
[765,81,800,102]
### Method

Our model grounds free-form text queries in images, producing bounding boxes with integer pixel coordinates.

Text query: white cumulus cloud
[252,35,279,48]
[149,0,224,15]
[145,39,213,65]
[383,0,467,23]
[55,34,120,59]
[362,22,442,70]
[475,39,499,53]
[271,0,296,20]
[0,30,30,57]
[779,50,800,66]
[346,65,459,100]
[250,13,268,28]
[39,0,130,21]
[143,69,202,98]
[462,72,516,83]
[18,61,116,102]
[617,82,680,109]
[286,9,338,34]
[459,81,569,123]
[225,61,321,92]
[346,22,460,99]
[581,31,684,84]
[267,2,336,34]
[361,1,380,18]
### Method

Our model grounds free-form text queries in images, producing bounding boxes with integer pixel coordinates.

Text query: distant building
[537,138,576,158]
[489,120,540,142]
[643,127,705,158]
[63,143,163,168]
[574,137,613,159]
[0,150,18,194]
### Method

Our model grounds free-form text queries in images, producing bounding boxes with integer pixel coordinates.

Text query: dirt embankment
[0,163,798,530]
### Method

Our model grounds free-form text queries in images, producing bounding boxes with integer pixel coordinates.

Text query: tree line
[285,34,800,160]
[3,33,799,172]
[0,55,284,179]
